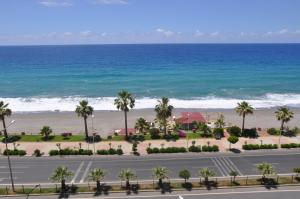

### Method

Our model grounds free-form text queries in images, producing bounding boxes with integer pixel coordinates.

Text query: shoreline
[6,107,300,137]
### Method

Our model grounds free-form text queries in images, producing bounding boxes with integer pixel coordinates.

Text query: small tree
[50,166,74,191]
[229,170,239,183]
[198,168,215,183]
[293,167,300,177]
[152,166,169,186]
[40,126,53,141]
[179,169,190,183]
[214,114,225,128]
[88,168,107,190]
[256,162,276,181]
[227,135,239,149]
[118,169,136,189]
[134,117,150,134]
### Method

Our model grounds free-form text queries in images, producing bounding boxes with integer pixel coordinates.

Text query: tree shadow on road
[258,178,278,190]
[93,184,112,196]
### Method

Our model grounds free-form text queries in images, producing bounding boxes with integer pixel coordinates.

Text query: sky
[0,0,300,45]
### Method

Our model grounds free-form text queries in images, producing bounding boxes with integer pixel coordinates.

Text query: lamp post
[1,120,16,192]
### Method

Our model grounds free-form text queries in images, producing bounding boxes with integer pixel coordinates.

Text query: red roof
[119,128,136,135]
[176,112,206,124]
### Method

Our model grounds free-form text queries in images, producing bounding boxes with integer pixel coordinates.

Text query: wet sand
[5,108,300,137]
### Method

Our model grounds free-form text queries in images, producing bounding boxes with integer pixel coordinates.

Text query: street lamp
[1,120,16,192]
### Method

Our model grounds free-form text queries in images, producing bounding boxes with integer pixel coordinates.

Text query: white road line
[218,157,232,174]
[225,157,243,175]
[71,161,85,183]
[179,196,184,199]
[215,157,230,176]
[74,188,300,198]
[211,158,225,176]
[0,172,24,174]
[80,161,92,183]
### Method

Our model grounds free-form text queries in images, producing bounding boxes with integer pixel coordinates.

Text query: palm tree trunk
[126,179,130,189]
[280,120,284,131]
[84,116,89,140]
[158,178,162,186]
[242,113,245,133]
[124,111,128,138]
[96,180,101,190]
[61,179,66,191]
[2,118,7,138]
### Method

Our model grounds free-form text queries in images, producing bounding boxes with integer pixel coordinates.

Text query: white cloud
[38,0,73,7]
[278,28,288,35]
[156,28,174,37]
[210,31,219,37]
[195,30,205,37]
[295,30,300,34]
[101,32,108,37]
[63,32,73,37]
[91,0,128,5]
[80,30,92,37]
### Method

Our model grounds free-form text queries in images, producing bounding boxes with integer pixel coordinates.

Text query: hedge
[202,145,219,152]
[281,143,300,149]
[242,144,278,150]
[49,148,93,156]
[147,147,187,154]
[97,148,123,155]
[3,149,26,156]
[188,145,201,152]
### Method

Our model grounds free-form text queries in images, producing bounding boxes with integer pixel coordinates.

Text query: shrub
[188,145,201,152]
[3,149,26,156]
[2,135,21,143]
[226,126,241,137]
[149,128,161,139]
[213,128,224,139]
[96,148,123,155]
[282,129,298,137]
[242,128,258,138]
[87,135,102,143]
[163,133,179,141]
[202,145,219,152]
[281,143,300,149]
[242,144,278,150]
[146,147,187,154]
[227,135,239,145]
[178,130,186,138]
[48,148,92,156]
[33,149,42,157]
[267,128,280,135]
[129,135,145,142]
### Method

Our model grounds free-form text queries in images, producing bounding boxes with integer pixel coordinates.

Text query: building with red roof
[175,112,207,130]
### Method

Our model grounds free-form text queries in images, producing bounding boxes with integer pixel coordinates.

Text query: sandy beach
[5,108,300,137]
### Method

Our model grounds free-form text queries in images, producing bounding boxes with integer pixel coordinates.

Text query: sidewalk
[1,136,300,156]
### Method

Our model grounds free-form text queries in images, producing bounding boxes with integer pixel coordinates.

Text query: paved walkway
[1,136,300,156]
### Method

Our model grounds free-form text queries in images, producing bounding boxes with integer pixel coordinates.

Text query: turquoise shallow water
[0,44,300,111]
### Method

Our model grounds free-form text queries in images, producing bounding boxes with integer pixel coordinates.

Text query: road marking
[80,161,92,183]
[0,172,24,174]
[74,188,300,198]
[178,196,184,199]
[224,157,243,175]
[211,158,225,176]
[71,161,85,183]
[0,166,28,169]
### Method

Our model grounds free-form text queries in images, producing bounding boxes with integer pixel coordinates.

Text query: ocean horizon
[1,43,300,112]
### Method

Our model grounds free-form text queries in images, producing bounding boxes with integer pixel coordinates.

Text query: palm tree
[134,117,150,134]
[275,107,294,132]
[75,100,94,140]
[114,91,135,138]
[198,168,215,183]
[229,170,239,183]
[118,169,136,188]
[194,122,212,137]
[155,97,174,135]
[235,101,254,132]
[214,114,225,128]
[256,162,276,180]
[50,166,74,191]
[0,101,12,137]
[40,126,53,141]
[152,166,169,186]
[88,168,107,190]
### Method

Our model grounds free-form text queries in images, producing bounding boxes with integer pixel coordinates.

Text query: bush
[227,126,241,137]
[282,129,297,137]
[149,128,161,139]
[2,135,21,143]
[96,148,123,155]
[242,144,278,150]
[129,135,145,142]
[202,145,219,152]
[87,135,102,143]
[178,130,186,138]
[3,149,26,156]
[227,135,239,145]
[213,128,224,139]
[146,147,187,154]
[33,149,42,157]
[281,143,300,149]
[163,133,179,141]
[242,128,258,138]
[48,148,92,156]
[267,128,280,135]
[188,145,201,152]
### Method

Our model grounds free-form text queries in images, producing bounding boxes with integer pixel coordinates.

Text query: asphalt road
[4,185,300,199]
[1,150,300,184]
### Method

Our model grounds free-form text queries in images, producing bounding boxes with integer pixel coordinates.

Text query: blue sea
[1,44,300,111]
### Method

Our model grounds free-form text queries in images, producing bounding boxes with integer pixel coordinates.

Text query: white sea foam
[1,93,300,112]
